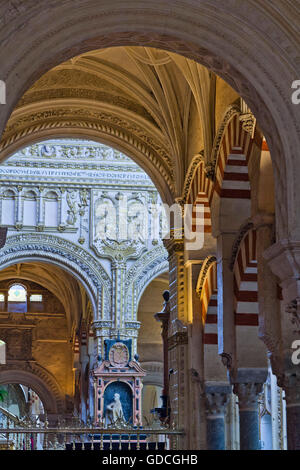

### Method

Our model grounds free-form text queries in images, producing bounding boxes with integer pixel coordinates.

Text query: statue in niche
[105,393,124,424]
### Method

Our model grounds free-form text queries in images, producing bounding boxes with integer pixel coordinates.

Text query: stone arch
[196,256,217,345]
[182,155,213,239]
[211,111,262,236]
[230,225,268,371]
[0,363,64,414]
[0,233,111,320]
[0,106,174,205]
[0,1,298,239]
[232,228,258,328]
[196,256,227,382]
[125,246,168,317]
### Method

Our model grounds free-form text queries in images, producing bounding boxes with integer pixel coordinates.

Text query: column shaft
[205,385,231,450]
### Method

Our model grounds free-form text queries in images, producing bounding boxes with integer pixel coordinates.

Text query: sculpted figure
[106,393,124,424]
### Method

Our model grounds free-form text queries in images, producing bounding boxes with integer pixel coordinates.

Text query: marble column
[233,381,264,450]
[204,384,231,450]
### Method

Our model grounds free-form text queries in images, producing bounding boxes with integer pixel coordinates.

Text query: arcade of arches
[0,1,299,451]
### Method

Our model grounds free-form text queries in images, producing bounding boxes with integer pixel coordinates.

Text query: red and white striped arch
[199,259,218,345]
[185,111,263,216]
[186,160,212,234]
[214,113,256,200]
[233,229,258,327]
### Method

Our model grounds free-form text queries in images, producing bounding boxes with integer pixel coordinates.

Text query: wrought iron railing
[0,415,184,450]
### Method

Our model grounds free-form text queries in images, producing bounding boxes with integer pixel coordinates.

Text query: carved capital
[239,112,256,135]
[163,237,184,258]
[233,382,263,410]
[205,388,231,417]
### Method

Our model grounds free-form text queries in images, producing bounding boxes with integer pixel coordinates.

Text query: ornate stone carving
[1,108,175,196]
[205,390,230,416]
[163,237,184,259]
[204,161,215,181]
[240,112,256,135]
[233,382,264,410]
[167,331,188,350]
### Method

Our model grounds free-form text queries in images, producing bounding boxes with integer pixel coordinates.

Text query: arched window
[8,284,27,313]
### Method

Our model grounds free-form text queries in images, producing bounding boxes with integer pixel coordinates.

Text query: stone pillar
[216,232,236,367]
[232,367,267,450]
[164,236,188,447]
[234,383,262,450]
[155,290,170,416]
[204,384,231,450]
[264,239,300,450]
